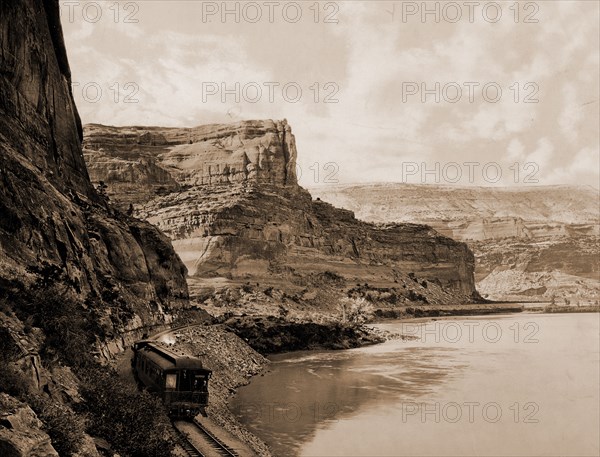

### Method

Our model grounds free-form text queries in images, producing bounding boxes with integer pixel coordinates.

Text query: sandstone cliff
[0,1,191,454]
[0,0,188,344]
[308,183,600,302]
[83,122,478,302]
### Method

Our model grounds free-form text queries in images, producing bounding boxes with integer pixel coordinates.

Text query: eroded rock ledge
[84,121,479,302]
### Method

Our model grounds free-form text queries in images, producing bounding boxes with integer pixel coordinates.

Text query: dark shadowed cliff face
[0,0,92,198]
[83,122,478,301]
[0,0,188,349]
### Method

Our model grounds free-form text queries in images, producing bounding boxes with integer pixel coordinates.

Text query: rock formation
[0,394,58,457]
[0,0,188,338]
[0,1,191,452]
[83,122,478,301]
[308,183,600,301]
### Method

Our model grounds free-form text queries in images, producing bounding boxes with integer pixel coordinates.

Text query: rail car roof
[138,343,210,372]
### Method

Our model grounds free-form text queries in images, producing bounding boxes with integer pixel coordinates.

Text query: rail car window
[193,376,207,391]
[165,373,177,389]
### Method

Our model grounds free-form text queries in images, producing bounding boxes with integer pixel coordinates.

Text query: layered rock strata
[84,122,478,301]
[308,183,600,301]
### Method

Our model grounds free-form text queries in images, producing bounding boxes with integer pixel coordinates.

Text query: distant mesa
[84,120,479,303]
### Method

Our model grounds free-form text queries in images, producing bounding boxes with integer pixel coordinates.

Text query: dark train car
[132,340,212,417]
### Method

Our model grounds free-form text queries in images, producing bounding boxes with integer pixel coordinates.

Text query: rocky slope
[164,325,272,456]
[0,0,189,355]
[0,1,189,454]
[83,123,479,303]
[0,394,58,457]
[308,183,600,302]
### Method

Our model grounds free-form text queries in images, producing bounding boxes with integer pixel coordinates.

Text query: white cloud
[60,0,600,188]
[507,138,525,161]
[559,84,584,143]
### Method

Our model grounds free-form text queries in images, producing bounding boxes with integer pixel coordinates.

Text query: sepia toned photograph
[0,1,598,456]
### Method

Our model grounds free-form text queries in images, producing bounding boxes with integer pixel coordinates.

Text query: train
[131,340,212,417]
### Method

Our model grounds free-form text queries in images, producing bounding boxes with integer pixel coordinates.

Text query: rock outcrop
[0,2,191,453]
[308,183,600,302]
[0,0,188,353]
[83,123,478,302]
[0,394,58,457]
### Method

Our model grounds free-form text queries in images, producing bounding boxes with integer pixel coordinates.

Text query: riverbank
[373,303,524,319]
[224,316,386,354]
[162,300,528,456]
[529,304,600,314]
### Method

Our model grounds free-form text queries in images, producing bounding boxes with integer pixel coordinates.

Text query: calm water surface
[230,313,600,456]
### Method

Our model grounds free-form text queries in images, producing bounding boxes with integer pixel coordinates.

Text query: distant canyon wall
[308,183,600,302]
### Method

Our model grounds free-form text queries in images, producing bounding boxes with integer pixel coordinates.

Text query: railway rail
[173,419,239,457]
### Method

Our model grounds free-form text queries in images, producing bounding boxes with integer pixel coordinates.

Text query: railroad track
[172,422,203,457]
[173,419,239,457]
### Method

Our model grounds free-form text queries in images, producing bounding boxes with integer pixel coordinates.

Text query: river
[230,313,600,456]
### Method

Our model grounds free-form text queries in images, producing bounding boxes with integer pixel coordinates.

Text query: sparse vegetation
[78,366,174,457]
[28,394,86,456]
[96,180,109,200]
[337,297,375,324]
[1,262,176,457]
[278,304,289,318]
[0,346,85,455]
[263,286,274,297]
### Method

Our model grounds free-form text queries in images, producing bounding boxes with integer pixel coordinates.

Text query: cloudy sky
[60,1,599,188]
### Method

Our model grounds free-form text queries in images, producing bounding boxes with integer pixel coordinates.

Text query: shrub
[337,297,374,325]
[25,287,92,368]
[278,304,289,318]
[28,395,85,456]
[0,363,33,398]
[78,366,174,457]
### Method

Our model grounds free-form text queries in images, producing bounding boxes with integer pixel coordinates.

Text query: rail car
[131,340,212,417]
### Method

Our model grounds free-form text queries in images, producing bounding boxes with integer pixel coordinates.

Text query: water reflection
[231,314,600,457]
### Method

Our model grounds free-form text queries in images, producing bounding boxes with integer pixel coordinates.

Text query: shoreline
[168,302,596,456]
[373,303,525,319]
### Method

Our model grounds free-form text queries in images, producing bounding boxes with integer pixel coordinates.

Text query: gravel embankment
[169,325,272,456]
